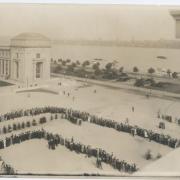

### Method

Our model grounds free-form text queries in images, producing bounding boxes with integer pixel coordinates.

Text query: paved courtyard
[0,77,179,175]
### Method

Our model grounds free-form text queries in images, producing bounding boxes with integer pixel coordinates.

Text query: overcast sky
[0,4,179,41]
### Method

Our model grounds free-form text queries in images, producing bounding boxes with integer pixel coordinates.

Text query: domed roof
[11,33,51,48]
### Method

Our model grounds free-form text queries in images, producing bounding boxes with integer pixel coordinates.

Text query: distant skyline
[0,4,180,41]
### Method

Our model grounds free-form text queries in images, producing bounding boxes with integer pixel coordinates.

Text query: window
[5,61,8,75]
[36,53,40,58]
[16,53,19,58]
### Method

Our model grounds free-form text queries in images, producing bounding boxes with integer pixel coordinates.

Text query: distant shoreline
[1,38,180,49]
[53,39,180,49]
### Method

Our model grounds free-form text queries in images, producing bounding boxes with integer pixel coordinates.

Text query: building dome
[11,33,51,48]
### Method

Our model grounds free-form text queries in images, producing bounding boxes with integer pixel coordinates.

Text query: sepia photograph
[0,2,180,177]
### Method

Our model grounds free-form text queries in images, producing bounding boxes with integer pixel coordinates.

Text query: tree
[105,62,113,71]
[133,66,139,73]
[58,58,62,63]
[66,59,71,63]
[76,60,80,66]
[148,67,155,75]
[167,69,171,77]
[82,60,90,68]
[71,62,76,68]
[92,62,100,70]
[172,72,178,79]
[119,66,124,73]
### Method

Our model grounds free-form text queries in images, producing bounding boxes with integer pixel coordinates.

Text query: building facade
[170,11,180,38]
[0,33,51,83]
[0,47,11,78]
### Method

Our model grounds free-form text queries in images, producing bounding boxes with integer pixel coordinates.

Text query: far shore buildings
[0,33,51,83]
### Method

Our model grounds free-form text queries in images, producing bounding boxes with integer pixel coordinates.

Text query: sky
[0,4,180,41]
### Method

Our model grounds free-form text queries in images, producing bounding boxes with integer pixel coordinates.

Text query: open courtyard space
[0,77,179,176]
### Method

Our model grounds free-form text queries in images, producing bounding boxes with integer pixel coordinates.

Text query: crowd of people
[63,108,179,148]
[0,129,137,174]
[88,116,179,148]
[0,106,179,148]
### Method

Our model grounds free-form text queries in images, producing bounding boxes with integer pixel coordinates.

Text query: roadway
[51,73,180,102]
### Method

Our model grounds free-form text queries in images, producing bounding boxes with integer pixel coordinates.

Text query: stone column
[2,60,4,75]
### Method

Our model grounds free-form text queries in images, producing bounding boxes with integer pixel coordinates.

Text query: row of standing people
[0,106,179,148]
[64,109,179,148]
[47,134,137,173]
[0,129,137,173]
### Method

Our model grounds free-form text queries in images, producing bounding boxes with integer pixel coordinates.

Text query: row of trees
[104,63,178,78]
[52,58,179,79]
[52,58,91,68]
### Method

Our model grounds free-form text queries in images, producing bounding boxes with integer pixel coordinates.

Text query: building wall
[0,48,11,77]
[175,20,180,38]
[24,48,50,83]
[10,47,50,83]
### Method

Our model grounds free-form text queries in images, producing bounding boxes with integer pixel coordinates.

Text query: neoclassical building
[0,33,51,83]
